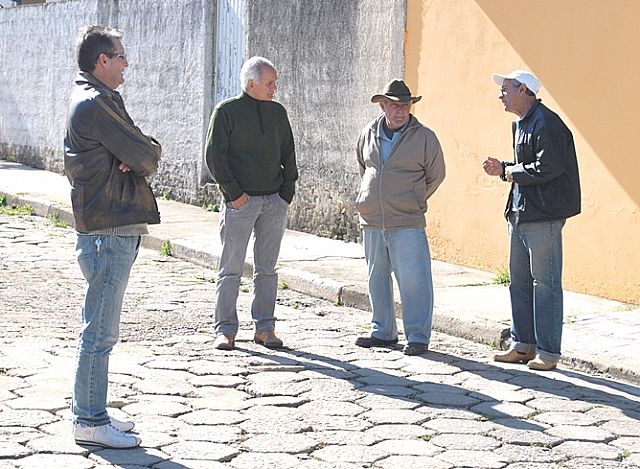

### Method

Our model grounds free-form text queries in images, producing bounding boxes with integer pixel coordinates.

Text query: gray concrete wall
[0,0,93,173]
[112,0,213,204]
[0,0,213,204]
[0,0,405,241]
[245,0,405,241]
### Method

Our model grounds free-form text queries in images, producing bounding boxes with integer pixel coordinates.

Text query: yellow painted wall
[406,0,640,303]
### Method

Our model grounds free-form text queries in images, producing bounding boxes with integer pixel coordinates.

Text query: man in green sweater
[205,56,298,350]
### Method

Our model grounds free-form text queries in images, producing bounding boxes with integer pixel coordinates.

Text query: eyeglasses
[106,52,127,61]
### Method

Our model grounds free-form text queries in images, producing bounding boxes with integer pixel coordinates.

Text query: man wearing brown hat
[354,79,446,355]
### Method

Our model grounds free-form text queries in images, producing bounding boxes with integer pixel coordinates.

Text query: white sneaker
[74,422,141,449]
[110,416,135,432]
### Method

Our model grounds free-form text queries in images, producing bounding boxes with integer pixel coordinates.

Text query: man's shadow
[75,444,191,469]
[232,340,640,434]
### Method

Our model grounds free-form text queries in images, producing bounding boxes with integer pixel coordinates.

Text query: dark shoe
[355,336,398,348]
[527,355,558,371]
[493,347,535,363]
[254,330,284,349]
[403,342,429,356]
[213,334,235,350]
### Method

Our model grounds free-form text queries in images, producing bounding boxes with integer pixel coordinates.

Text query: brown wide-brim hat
[371,79,422,104]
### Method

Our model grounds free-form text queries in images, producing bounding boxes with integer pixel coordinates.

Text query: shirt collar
[376,116,411,140]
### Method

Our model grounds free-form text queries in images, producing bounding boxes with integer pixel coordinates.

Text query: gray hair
[240,56,275,92]
[510,79,536,97]
[76,25,123,73]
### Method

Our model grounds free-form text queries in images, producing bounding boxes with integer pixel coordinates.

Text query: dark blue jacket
[502,101,581,223]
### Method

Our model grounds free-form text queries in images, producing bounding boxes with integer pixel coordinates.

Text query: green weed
[0,203,34,216]
[618,449,631,461]
[493,268,510,286]
[49,214,69,228]
[160,240,172,256]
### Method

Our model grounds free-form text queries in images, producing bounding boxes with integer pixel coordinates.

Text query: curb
[5,194,74,227]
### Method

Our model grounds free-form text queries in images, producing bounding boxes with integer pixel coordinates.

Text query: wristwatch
[500,162,508,182]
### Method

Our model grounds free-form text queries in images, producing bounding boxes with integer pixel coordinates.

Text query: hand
[119,162,131,173]
[231,193,249,209]
[482,157,502,177]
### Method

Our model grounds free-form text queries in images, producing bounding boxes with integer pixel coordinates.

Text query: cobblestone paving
[1,214,640,468]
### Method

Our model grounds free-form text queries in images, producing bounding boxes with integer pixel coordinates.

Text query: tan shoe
[527,355,558,371]
[213,334,235,350]
[254,330,284,349]
[493,347,535,363]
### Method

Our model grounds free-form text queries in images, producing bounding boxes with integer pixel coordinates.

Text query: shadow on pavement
[233,343,640,431]
[75,444,191,468]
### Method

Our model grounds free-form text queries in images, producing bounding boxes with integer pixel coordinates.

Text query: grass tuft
[493,268,510,286]
[160,240,172,256]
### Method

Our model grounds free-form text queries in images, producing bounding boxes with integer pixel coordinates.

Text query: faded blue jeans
[508,213,565,361]
[214,193,289,337]
[72,234,140,426]
[363,227,434,345]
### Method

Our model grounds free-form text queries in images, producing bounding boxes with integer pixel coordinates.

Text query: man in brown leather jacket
[64,25,161,449]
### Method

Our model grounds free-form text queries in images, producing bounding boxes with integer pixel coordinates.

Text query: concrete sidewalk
[2,159,639,384]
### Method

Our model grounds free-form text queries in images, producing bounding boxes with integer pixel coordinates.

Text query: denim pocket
[76,235,101,282]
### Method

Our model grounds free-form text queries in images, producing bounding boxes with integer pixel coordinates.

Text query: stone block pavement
[1,159,640,468]
[1,160,639,383]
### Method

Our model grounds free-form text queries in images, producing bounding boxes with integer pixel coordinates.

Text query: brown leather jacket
[64,72,161,232]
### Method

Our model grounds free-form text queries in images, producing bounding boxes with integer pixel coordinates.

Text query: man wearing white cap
[483,70,581,371]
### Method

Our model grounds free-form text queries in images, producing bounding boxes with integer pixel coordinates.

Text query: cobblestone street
[1,214,640,468]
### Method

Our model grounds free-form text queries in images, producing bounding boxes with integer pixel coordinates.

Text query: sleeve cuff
[500,162,508,182]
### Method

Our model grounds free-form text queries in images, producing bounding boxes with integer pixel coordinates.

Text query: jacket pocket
[355,171,377,217]
[413,183,427,212]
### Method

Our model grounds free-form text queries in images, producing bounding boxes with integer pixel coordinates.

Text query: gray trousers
[214,193,289,336]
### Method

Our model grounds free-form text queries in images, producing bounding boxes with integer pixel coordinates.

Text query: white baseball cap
[492,70,542,94]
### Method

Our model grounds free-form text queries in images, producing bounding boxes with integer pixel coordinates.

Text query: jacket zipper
[377,124,415,230]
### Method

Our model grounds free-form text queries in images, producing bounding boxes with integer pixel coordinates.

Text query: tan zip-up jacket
[355,115,445,230]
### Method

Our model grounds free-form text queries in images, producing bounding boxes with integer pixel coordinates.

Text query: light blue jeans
[214,193,289,336]
[72,234,140,426]
[363,227,434,345]
[508,213,565,361]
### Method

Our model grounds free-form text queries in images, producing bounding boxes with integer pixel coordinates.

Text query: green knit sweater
[205,92,298,203]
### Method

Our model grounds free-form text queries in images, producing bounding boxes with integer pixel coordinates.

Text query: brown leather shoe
[213,334,235,350]
[527,355,558,371]
[254,330,284,349]
[493,347,535,363]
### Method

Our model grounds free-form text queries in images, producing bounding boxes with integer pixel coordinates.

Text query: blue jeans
[214,193,289,336]
[363,227,434,344]
[508,213,565,361]
[72,234,140,426]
